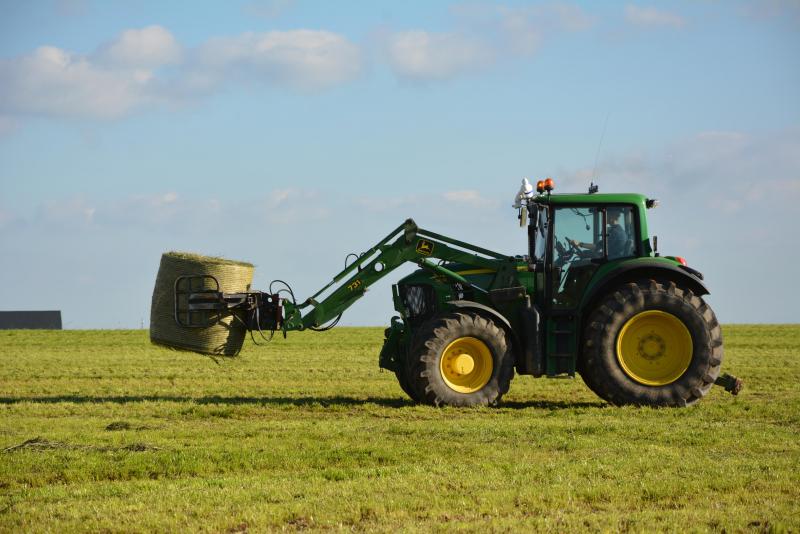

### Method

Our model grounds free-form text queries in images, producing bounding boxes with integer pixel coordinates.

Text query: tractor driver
[568,208,627,260]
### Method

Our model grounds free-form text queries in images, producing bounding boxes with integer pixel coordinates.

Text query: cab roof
[534,192,649,206]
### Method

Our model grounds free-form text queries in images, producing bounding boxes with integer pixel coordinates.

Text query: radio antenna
[591,111,610,182]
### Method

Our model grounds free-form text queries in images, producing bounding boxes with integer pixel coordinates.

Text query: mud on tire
[580,279,723,407]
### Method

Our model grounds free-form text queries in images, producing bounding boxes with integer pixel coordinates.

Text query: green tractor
[165,179,741,407]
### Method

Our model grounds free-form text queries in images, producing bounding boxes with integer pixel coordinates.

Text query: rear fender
[581,263,709,321]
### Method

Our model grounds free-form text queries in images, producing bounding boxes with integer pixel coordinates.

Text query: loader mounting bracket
[173,275,282,332]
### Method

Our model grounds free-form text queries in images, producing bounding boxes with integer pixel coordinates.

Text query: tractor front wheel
[395,359,422,402]
[580,279,723,407]
[407,312,514,406]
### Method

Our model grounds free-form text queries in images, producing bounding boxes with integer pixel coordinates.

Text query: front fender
[445,300,522,364]
[446,300,513,330]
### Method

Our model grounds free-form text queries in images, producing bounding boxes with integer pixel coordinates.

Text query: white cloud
[382,31,494,81]
[38,196,97,226]
[382,3,594,81]
[498,12,543,56]
[590,128,800,217]
[0,5,596,119]
[544,127,800,322]
[442,189,499,208]
[541,3,596,32]
[0,26,362,122]
[265,187,324,208]
[269,188,293,206]
[258,188,329,223]
[194,30,362,90]
[0,26,182,120]
[97,25,182,68]
[0,189,335,233]
[0,45,158,119]
[15,192,191,230]
[7,187,506,236]
[149,191,179,206]
[499,4,594,54]
[558,128,800,219]
[624,5,686,29]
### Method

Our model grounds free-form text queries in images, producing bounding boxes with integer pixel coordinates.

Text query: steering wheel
[555,239,574,265]
[555,238,583,265]
[565,238,581,255]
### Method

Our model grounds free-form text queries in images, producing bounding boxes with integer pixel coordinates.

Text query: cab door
[545,205,605,375]
[551,206,605,308]
[544,204,638,375]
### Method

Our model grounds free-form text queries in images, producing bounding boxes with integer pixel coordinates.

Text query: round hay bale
[150,252,254,356]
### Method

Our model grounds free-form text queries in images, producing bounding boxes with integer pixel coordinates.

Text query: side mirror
[653,235,658,256]
[519,206,527,228]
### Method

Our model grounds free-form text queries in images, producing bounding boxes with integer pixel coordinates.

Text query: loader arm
[282,219,512,331]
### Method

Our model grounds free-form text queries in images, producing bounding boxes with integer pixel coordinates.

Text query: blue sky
[1,0,798,328]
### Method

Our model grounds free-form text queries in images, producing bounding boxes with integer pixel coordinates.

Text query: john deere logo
[416,239,434,256]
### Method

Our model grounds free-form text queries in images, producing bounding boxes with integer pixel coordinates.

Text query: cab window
[550,205,637,309]
[552,205,637,265]
[606,206,636,260]
[552,207,603,266]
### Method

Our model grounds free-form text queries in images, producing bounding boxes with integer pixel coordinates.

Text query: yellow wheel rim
[439,337,494,393]
[616,310,693,386]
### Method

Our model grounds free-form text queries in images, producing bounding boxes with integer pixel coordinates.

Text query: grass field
[1,325,798,532]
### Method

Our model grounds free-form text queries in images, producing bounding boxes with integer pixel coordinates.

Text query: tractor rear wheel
[580,279,723,407]
[407,312,514,407]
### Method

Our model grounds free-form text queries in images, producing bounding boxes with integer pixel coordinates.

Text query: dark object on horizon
[0,311,62,330]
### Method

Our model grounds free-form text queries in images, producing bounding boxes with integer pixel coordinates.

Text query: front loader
[159,179,741,407]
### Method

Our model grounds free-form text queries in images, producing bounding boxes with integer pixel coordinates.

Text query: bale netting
[150,252,254,356]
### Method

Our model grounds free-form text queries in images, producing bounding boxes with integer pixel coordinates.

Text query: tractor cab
[515,179,670,376]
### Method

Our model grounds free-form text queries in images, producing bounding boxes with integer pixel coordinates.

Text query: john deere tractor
[164,179,740,407]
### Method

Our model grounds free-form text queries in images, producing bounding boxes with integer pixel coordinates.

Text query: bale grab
[150,252,253,356]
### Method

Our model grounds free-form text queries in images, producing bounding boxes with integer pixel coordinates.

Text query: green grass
[1,325,798,533]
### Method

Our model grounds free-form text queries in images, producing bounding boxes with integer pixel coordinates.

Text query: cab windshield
[552,205,636,266]
[550,204,637,308]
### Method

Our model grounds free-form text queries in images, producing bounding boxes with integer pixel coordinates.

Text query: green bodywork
[279,191,708,378]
